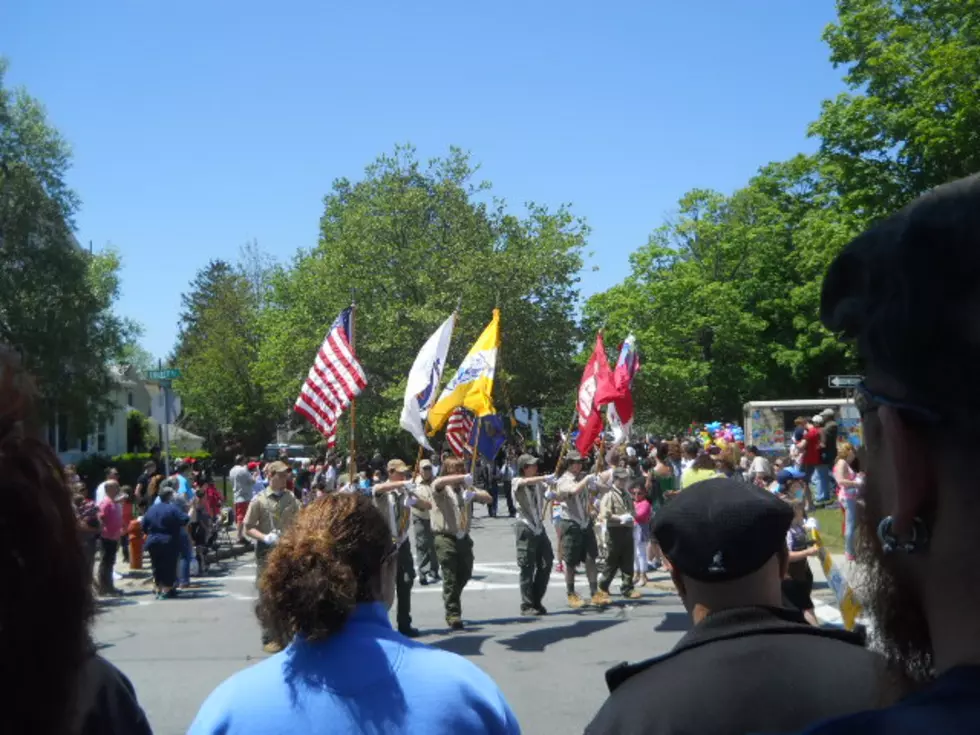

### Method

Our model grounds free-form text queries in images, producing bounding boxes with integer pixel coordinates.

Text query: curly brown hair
[257,492,394,645]
[0,348,94,734]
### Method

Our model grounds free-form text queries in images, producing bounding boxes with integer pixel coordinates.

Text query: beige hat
[419,459,433,470]
[387,458,410,474]
[266,461,290,476]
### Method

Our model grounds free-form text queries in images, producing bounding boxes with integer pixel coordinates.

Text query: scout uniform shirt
[375,489,412,547]
[513,480,548,536]
[557,471,590,527]
[244,488,300,552]
[411,478,432,522]
[420,482,470,539]
[598,483,634,525]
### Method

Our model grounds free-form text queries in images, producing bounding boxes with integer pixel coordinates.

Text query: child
[782,500,821,625]
[632,484,652,586]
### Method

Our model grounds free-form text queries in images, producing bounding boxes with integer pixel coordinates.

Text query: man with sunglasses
[795,174,980,734]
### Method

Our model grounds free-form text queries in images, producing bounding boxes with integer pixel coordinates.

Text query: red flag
[596,335,640,426]
[575,332,614,454]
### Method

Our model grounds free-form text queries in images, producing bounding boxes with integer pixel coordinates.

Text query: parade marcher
[556,449,602,609]
[411,458,441,586]
[189,493,520,735]
[596,468,642,602]
[229,455,254,546]
[510,453,556,616]
[416,456,492,630]
[372,458,432,638]
[793,173,980,734]
[244,460,301,653]
[586,478,891,735]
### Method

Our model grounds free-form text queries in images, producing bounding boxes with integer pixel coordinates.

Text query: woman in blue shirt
[189,492,521,735]
[141,481,189,599]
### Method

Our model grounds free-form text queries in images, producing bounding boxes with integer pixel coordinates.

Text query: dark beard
[857,472,935,684]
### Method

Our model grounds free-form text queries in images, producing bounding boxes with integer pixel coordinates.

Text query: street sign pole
[162,379,172,476]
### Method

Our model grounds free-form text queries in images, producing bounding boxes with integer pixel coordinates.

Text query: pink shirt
[98,497,123,541]
[634,499,652,526]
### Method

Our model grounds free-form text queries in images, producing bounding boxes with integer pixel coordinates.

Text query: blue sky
[2,1,845,360]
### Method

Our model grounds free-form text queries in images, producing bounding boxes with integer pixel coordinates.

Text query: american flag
[293,307,367,448]
[446,406,474,457]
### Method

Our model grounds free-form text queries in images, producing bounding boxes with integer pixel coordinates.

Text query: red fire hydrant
[128,519,144,570]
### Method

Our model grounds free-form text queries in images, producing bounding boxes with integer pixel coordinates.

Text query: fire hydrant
[128,519,145,570]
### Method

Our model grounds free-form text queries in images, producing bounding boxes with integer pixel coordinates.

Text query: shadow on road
[653,612,692,633]
[497,619,624,653]
[427,634,494,657]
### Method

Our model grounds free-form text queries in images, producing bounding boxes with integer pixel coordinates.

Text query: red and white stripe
[446,407,474,457]
[294,310,367,447]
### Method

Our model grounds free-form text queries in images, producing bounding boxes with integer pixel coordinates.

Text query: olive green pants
[434,533,474,623]
[600,527,634,596]
[515,524,554,611]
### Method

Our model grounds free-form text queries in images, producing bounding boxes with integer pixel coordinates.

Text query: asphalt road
[95,515,697,735]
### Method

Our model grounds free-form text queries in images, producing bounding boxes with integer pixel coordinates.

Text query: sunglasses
[854,382,942,423]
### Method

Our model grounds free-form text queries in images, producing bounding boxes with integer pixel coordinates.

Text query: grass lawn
[812,506,845,554]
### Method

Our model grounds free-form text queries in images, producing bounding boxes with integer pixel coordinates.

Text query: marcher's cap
[776,467,806,483]
[612,468,631,481]
[821,174,980,421]
[419,459,433,470]
[821,408,835,418]
[266,461,290,475]
[652,477,794,583]
[387,458,410,474]
[518,453,539,470]
[811,415,825,425]
[565,449,584,462]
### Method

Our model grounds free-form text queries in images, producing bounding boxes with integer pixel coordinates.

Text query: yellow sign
[810,528,863,630]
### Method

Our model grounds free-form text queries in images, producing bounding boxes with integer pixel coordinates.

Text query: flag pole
[348,290,357,484]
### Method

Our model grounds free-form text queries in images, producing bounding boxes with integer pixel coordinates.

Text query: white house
[52,365,202,464]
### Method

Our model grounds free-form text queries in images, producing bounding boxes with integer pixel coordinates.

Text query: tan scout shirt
[410,479,432,521]
[598,485,635,526]
[557,472,589,526]
[244,488,300,537]
[419,483,470,539]
[374,491,411,547]
[512,480,547,535]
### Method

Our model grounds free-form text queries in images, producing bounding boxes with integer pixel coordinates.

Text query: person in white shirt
[510,454,557,616]
[228,456,255,544]
[745,446,772,485]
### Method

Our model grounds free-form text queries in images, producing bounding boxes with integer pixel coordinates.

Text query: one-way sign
[828,375,862,389]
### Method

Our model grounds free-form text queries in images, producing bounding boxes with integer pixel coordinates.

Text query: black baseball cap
[652,478,793,583]
[821,173,980,420]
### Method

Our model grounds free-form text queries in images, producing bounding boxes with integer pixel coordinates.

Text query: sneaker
[399,626,421,638]
[533,605,548,616]
[592,591,611,606]
[623,590,643,600]
[419,576,430,586]
[520,607,537,617]
[262,641,284,654]
[447,618,464,631]
[567,593,585,609]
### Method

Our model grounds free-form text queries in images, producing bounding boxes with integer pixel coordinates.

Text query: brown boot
[624,589,643,600]
[592,590,611,606]
[567,592,586,609]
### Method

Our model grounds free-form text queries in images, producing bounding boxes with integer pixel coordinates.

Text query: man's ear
[878,405,933,535]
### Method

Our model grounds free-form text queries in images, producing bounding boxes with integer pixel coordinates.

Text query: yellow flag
[427,309,500,433]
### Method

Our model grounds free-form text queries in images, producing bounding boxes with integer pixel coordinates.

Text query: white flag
[400,313,456,449]
[607,402,631,444]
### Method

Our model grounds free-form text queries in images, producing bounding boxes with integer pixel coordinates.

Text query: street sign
[146,368,182,381]
[828,374,862,389]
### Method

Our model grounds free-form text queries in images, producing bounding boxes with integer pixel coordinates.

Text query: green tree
[173,259,276,454]
[0,59,133,433]
[812,0,980,218]
[256,145,587,456]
